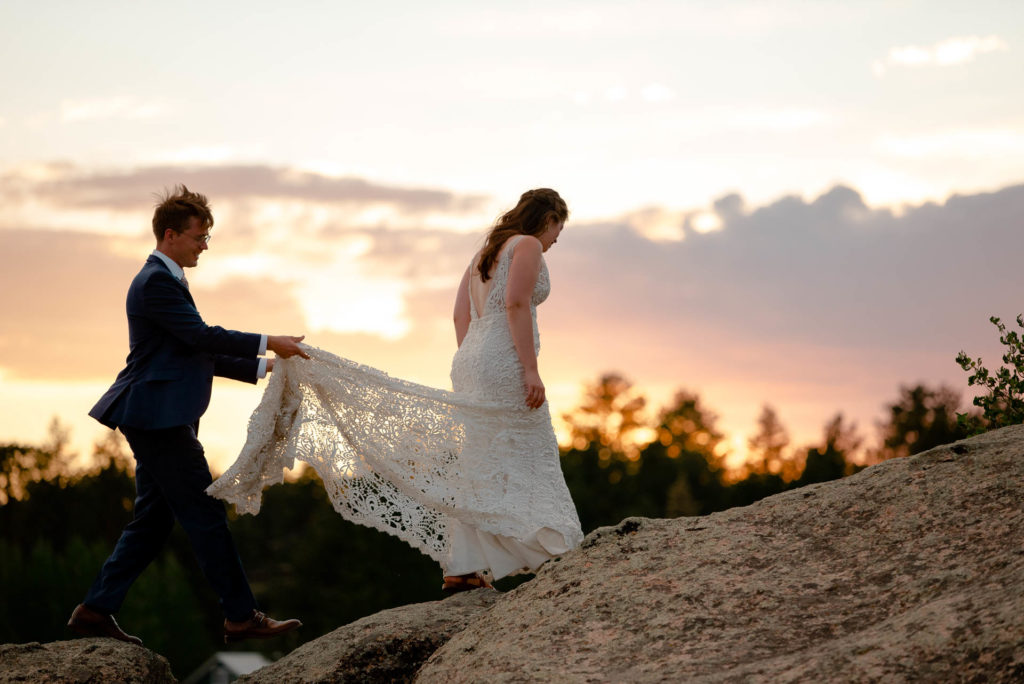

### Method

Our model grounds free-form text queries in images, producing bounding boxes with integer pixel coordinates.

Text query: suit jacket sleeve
[214,354,260,383]
[143,271,261,357]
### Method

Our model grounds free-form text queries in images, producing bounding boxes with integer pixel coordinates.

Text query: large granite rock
[239,589,499,683]
[416,425,1024,682]
[0,639,175,684]
[6,426,1023,682]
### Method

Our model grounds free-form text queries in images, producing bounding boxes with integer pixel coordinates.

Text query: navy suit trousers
[84,424,257,621]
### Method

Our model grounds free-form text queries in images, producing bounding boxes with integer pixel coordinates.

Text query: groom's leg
[84,429,175,614]
[141,424,258,622]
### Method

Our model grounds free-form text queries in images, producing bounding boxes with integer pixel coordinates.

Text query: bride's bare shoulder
[498,234,541,260]
[509,235,542,259]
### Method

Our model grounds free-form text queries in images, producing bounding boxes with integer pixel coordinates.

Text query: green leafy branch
[956,315,1024,432]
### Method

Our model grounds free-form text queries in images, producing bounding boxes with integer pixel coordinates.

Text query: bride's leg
[438,520,493,589]
[441,519,496,592]
[443,518,489,577]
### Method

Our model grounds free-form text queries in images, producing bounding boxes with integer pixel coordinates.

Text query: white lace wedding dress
[207,236,583,579]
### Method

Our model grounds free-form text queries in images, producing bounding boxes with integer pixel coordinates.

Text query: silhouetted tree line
[0,378,982,677]
[560,375,980,532]
[0,427,439,677]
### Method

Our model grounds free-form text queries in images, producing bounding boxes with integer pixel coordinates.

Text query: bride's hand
[524,368,545,409]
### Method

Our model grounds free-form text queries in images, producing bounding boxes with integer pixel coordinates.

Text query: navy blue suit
[90,255,261,430]
[85,255,261,621]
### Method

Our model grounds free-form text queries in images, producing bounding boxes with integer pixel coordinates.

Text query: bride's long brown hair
[477,188,568,282]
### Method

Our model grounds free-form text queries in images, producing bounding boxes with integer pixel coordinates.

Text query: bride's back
[468,238,517,318]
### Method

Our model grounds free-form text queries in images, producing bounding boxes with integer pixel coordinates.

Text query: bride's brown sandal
[441,573,494,593]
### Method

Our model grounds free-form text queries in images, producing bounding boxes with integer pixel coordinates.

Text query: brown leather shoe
[441,573,495,593]
[67,604,143,647]
[224,610,302,643]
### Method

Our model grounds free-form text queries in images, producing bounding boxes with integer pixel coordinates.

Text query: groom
[68,185,310,646]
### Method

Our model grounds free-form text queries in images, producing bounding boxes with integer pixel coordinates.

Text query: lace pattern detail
[207,237,582,567]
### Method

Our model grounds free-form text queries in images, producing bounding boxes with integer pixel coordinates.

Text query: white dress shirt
[152,249,268,379]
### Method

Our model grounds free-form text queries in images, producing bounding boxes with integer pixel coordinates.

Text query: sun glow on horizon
[724,433,750,472]
[299,275,410,340]
[690,211,724,234]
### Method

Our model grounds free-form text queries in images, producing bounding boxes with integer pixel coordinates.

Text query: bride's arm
[505,236,545,409]
[453,264,472,347]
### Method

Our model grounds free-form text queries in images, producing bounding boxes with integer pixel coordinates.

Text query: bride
[207,188,583,591]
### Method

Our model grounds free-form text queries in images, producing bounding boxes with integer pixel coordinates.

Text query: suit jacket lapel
[147,255,196,305]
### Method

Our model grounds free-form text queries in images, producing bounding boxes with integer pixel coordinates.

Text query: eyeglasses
[179,231,212,245]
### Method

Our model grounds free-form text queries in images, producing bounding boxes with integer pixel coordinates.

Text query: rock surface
[0,639,175,684]
[238,589,499,683]
[416,426,1024,682]
[5,427,1023,683]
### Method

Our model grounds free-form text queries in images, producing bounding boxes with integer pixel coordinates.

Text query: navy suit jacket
[90,255,262,430]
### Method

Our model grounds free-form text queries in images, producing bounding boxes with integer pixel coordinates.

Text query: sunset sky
[2,1,1023,472]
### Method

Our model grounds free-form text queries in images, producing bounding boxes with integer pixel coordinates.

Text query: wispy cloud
[1,163,490,213]
[621,207,686,242]
[0,162,494,347]
[873,35,1008,76]
[619,205,725,243]
[60,96,168,122]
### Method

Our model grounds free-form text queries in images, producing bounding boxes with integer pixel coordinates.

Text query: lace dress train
[207,236,583,579]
